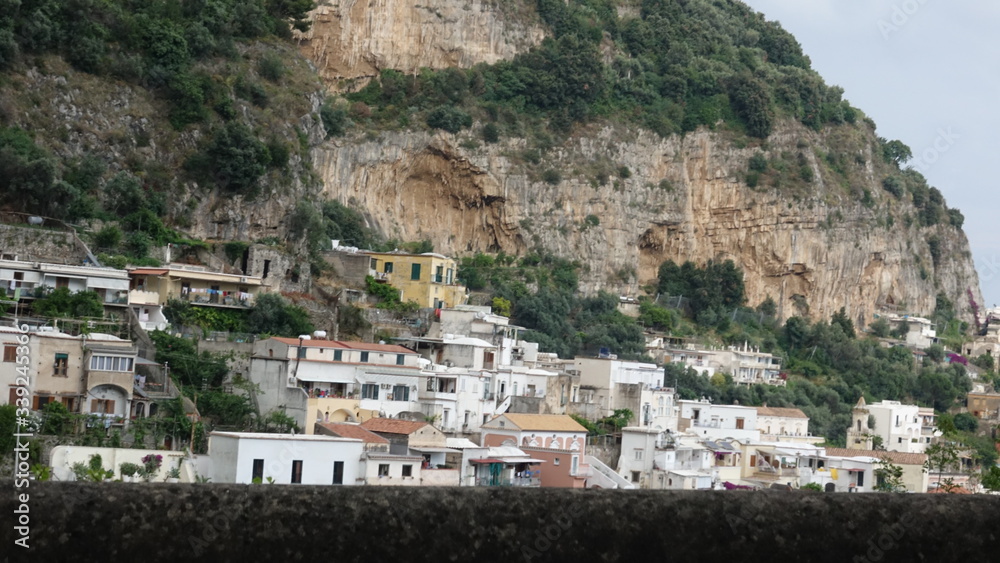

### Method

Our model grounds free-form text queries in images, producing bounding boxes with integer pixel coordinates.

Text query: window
[434,265,444,283]
[735,418,745,430]
[13,271,23,282]
[334,349,343,361]
[360,351,370,363]
[410,263,421,280]
[297,347,306,359]
[291,460,303,484]
[54,353,68,377]
[856,471,865,487]
[378,464,390,477]
[361,384,379,400]
[384,262,394,274]
[90,399,115,414]
[3,345,16,362]
[446,268,453,284]
[631,471,640,483]
[252,459,264,481]
[402,464,413,477]
[396,354,405,365]
[392,385,410,402]
[333,461,344,485]
[571,456,579,475]
[634,449,643,461]
[55,277,69,289]
[89,356,135,372]
[898,438,903,444]
[553,457,560,466]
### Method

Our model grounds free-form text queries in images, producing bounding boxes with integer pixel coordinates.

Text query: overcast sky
[740,0,1000,308]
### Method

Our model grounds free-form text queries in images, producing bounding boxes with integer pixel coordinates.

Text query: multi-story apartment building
[677,399,761,442]
[366,251,466,309]
[0,258,130,315]
[1,326,138,420]
[667,343,784,386]
[250,336,430,432]
[845,397,940,453]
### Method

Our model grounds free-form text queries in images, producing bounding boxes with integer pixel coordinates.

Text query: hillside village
[0,0,996,500]
[2,217,998,494]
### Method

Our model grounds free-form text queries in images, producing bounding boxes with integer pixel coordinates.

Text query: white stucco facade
[208,432,363,485]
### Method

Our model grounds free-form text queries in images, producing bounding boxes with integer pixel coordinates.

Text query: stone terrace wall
[2,482,998,561]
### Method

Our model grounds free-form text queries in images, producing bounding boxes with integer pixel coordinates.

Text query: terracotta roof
[928,486,972,494]
[489,414,587,433]
[824,447,927,466]
[270,337,416,355]
[315,422,389,444]
[360,418,431,435]
[755,406,808,419]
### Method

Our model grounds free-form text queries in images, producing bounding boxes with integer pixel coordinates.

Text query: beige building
[1,327,138,419]
[755,406,823,444]
[128,265,268,310]
[967,392,1000,420]
[366,251,466,309]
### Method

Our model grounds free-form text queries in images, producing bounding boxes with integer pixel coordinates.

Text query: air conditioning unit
[287,376,297,386]
[32,263,41,270]
[240,277,247,283]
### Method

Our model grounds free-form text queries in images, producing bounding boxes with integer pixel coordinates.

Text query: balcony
[174,290,254,308]
[476,476,540,487]
[86,370,135,394]
[129,289,161,306]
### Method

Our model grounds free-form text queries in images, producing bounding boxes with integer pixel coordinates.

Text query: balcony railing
[175,291,254,308]
[476,477,540,487]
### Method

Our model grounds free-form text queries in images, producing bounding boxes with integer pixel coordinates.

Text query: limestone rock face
[312,123,982,325]
[298,0,545,89]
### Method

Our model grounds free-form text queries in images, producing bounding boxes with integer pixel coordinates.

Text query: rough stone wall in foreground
[3,482,999,561]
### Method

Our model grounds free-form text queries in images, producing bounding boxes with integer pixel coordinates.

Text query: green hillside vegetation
[0,0,323,264]
[331,0,960,233]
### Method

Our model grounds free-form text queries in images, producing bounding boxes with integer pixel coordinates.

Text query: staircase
[585,455,636,489]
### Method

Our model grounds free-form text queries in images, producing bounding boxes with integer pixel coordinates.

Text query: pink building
[480,414,589,488]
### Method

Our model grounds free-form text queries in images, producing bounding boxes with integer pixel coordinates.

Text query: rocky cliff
[312,119,980,325]
[301,0,982,324]
[298,0,545,90]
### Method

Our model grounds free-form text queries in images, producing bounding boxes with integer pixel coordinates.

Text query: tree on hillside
[925,441,961,488]
[245,293,314,337]
[873,456,906,492]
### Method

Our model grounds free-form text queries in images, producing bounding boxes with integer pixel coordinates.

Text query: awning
[409,447,460,454]
[470,458,504,464]
[497,457,544,464]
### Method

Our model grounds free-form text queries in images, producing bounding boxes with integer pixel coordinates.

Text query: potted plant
[140,454,163,482]
[119,462,141,483]
[166,465,181,483]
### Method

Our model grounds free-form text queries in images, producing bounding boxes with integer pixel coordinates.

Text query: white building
[845,397,940,454]
[208,431,363,485]
[618,427,737,490]
[678,399,761,442]
[879,314,938,349]
[572,357,665,422]
[667,343,784,386]
[248,337,425,431]
[0,258,130,314]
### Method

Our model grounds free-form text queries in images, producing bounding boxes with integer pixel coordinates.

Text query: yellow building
[366,252,466,309]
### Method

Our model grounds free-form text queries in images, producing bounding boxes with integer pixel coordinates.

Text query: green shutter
[411,263,421,280]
